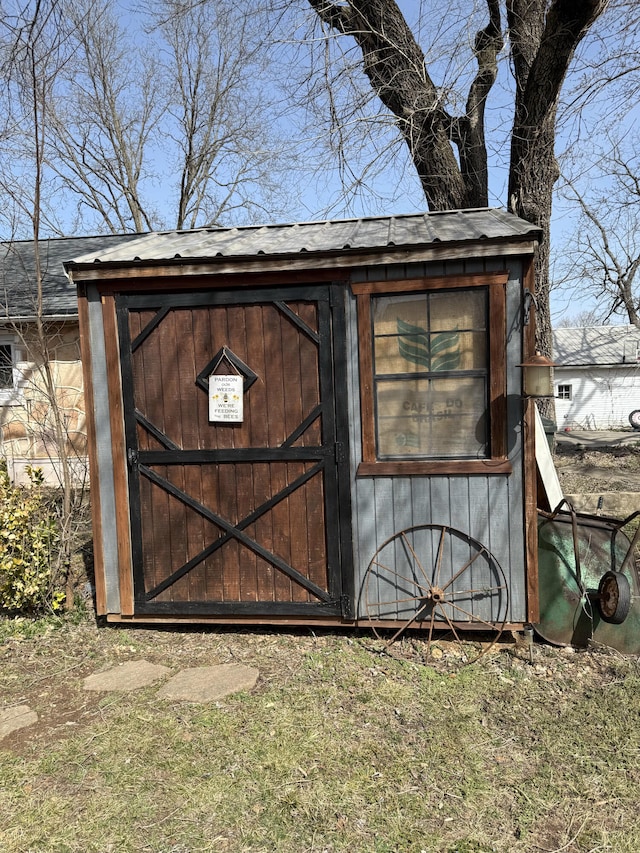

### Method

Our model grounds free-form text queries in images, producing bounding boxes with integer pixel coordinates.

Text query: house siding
[0,322,88,485]
[555,366,640,430]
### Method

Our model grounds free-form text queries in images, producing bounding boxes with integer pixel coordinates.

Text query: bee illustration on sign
[209,374,243,422]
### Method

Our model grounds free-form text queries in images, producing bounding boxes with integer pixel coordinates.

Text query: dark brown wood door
[116,285,352,618]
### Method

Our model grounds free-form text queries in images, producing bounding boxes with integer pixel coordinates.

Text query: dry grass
[1,616,640,852]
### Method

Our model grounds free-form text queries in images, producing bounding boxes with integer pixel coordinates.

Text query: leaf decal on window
[430,331,461,371]
[396,319,460,371]
[396,318,430,368]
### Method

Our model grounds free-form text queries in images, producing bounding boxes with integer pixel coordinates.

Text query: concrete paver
[83,660,171,692]
[157,664,259,703]
[0,705,38,739]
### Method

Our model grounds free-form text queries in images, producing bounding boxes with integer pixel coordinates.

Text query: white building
[553,325,640,430]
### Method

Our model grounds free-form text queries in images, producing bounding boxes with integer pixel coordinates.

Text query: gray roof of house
[0,233,144,319]
[553,325,640,367]
[66,209,540,271]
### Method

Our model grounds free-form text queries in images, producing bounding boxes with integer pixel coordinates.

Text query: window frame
[0,336,24,406]
[557,384,572,401]
[352,272,511,476]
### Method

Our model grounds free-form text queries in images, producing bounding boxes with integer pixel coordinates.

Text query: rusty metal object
[598,571,631,624]
[363,524,509,665]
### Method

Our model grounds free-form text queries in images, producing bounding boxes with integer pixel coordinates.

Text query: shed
[553,325,640,430]
[67,209,542,633]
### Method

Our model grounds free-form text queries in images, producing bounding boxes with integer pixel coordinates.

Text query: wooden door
[116,284,351,618]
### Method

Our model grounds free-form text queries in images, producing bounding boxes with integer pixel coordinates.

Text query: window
[0,338,23,405]
[0,344,12,390]
[557,384,572,400]
[353,272,511,475]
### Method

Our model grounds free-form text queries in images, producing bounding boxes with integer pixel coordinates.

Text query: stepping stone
[0,705,38,740]
[157,664,259,702]
[83,660,171,692]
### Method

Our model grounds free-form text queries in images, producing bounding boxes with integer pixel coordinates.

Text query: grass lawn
[1,616,639,853]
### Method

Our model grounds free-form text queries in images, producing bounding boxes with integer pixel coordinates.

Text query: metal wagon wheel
[363,524,509,665]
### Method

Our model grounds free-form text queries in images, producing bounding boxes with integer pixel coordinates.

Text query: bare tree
[40,0,296,234]
[296,0,612,363]
[156,0,293,229]
[554,309,603,328]
[0,0,85,606]
[556,143,640,326]
[45,0,164,233]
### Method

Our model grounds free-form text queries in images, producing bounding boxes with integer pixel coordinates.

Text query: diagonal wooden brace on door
[139,462,331,603]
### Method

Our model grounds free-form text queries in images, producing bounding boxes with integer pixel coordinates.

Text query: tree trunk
[307,0,501,211]
[307,0,608,366]
[507,0,608,365]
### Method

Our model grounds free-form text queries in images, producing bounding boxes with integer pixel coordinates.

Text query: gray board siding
[86,285,121,613]
[347,257,526,624]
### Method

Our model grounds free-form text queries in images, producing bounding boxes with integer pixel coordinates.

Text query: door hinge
[335,441,346,464]
[127,447,139,468]
[340,593,354,619]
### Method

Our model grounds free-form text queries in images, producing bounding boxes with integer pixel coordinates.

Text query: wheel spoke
[434,526,447,588]
[385,602,429,647]
[441,546,487,593]
[367,593,427,611]
[444,599,505,631]
[401,532,433,591]
[425,605,437,658]
[433,600,464,647]
[370,559,431,597]
[446,583,507,599]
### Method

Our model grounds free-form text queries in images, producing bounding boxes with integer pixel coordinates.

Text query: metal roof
[0,210,540,320]
[66,209,540,271]
[553,325,640,367]
[0,233,144,319]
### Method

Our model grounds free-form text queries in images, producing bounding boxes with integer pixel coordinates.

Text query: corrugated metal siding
[347,257,527,623]
[555,366,640,429]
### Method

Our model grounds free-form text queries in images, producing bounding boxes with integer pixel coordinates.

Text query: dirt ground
[554,442,640,496]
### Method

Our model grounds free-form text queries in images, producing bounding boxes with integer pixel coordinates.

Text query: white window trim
[0,336,26,406]
[557,384,572,401]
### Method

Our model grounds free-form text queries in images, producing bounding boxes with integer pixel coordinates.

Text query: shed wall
[347,257,527,623]
[85,287,122,613]
[80,253,532,625]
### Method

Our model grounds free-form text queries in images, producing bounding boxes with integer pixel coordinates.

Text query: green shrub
[0,462,63,614]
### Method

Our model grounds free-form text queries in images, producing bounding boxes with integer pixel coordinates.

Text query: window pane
[373,291,486,375]
[0,344,12,390]
[557,384,572,400]
[429,290,486,332]
[373,295,427,336]
[376,376,488,458]
[375,329,486,375]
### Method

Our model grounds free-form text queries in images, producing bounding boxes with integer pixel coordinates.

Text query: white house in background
[552,325,640,430]
[0,233,143,484]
